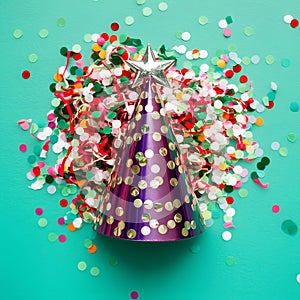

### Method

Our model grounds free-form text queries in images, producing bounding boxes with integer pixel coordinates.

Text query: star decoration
[126,44,175,88]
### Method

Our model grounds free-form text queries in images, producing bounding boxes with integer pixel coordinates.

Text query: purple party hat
[94,45,204,241]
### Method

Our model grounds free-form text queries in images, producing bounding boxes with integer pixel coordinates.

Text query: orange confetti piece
[67,222,76,232]
[255,117,264,126]
[88,244,97,254]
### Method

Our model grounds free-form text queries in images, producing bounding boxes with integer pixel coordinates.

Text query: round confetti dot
[47,185,56,194]
[35,208,43,215]
[58,234,67,243]
[60,199,68,207]
[223,28,232,37]
[22,70,31,79]
[158,2,168,11]
[13,29,23,38]
[284,15,293,23]
[57,17,66,27]
[84,239,93,248]
[218,19,227,29]
[19,144,27,152]
[142,7,152,16]
[57,217,65,225]
[222,231,232,241]
[279,147,288,157]
[272,205,280,213]
[38,218,48,228]
[39,29,48,38]
[290,19,299,28]
[90,266,100,276]
[136,0,146,4]
[244,26,254,36]
[88,244,97,254]
[225,256,236,266]
[48,232,58,242]
[290,102,299,112]
[271,141,280,150]
[255,117,264,126]
[130,291,139,299]
[181,31,191,41]
[238,188,248,198]
[111,22,119,31]
[72,44,81,53]
[281,219,298,236]
[28,53,38,63]
[78,261,87,271]
[296,274,300,283]
[281,58,290,68]
[265,55,275,65]
[287,132,296,143]
[125,16,135,25]
[109,257,118,266]
[198,16,208,25]
[83,33,92,43]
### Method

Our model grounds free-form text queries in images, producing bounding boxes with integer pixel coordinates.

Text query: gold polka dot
[185,195,190,203]
[167,220,176,229]
[168,142,175,151]
[152,132,161,141]
[151,111,160,120]
[158,224,168,235]
[174,213,182,223]
[141,226,151,236]
[113,227,122,237]
[134,198,142,208]
[133,133,142,142]
[155,95,161,103]
[126,136,133,144]
[170,178,178,187]
[191,204,196,211]
[98,217,103,225]
[191,220,197,230]
[149,219,159,228]
[126,159,133,168]
[125,176,133,185]
[131,165,140,175]
[127,229,137,239]
[106,202,112,211]
[167,160,175,169]
[181,227,189,237]
[106,216,114,224]
[160,125,168,134]
[159,147,168,156]
[138,157,148,167]
[141,91,148,99]
[154,202,163,212]
[184,221,191,230]
[178,165,183,173]
[138,180,147,189]
[137,104,143,112]
[116,176,122,185]
[175,157,180,166]
[165,201,173,211]
[111,180,116,188]
[173,199,181,208]
[130,186,140,197]
[135,113,141,121]
[142,213,151,222]
[141,124,150,134]
[150,179,160,189]
[144,199,153,210]
[115,207,124,217]
[118,221,125,230]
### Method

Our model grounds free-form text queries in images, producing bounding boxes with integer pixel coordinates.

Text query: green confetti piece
[13,29,23,39]
[183,61,192,69]
[244,26,254,36]
[90,266,100,276]
[84,239,93,249]
[242,56,251,65]
[281,220,298,236]
[39,29,48,38]
[83,33,92,43]
[265,55,275,65]
[48,232,58,242]
[142,7,152,16]
[109,257,119,266]
[57,17,66,27]
[287,132,296,143]
[92,111,101,118]
[28,53,38,63]
[158,2,168,11]
[136,0,146,4]
[290,102,299,112]
[279,147,288,157]
[281,58,290,68]
[51,98,60,107]
[225,16,233,24]
[38,218,48,228]
[27,155,36,164]
[198,16,208,25]
[107,111,117,119]
[72,44,81,53]
[226,256,236,266]
[78,261,87,271]
[125,16,135,25]
[228,44,237,52]
[103,126,112,134]
[238,188,248,198]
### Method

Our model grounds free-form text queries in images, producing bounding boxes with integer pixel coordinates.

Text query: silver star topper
[126,44,175,88]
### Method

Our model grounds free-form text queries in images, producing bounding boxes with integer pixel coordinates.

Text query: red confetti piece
[253,178,269,189]
[239,75,248,83]
[224,69,234,78]
[60,199,68,207]
[22,70,31,79]
[226,196,234,204]
[32,166,41,176]
[130,291,139,299]
[290,19,299,28]
[57,217,65,225]
[111,22,119,31]
[272,204,280,213]
[233,64,242,73]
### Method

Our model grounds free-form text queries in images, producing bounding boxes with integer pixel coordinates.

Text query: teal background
[1,0,300,299]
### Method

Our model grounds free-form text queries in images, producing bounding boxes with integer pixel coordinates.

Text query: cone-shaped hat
[95,49,204,240]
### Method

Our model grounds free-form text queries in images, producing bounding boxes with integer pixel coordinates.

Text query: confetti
[125,16,135,25]
[198,16,208,25]
[281,220,298,236]
[57,17,66,27]
[272,205,280,213]
[222,231,232,241]
[22,70,31,79]
[158,2,168,11]
[39,29,49,38]
[289,102,299,112]
[130,291,139,299]
[13,29,23,38]
[77,261,87,271]
[225,256,236,266]
[142,7,152,16]
[90,266,100,276]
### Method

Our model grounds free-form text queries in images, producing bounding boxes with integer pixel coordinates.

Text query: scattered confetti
[77,261,87,271]
[287,132,296,143]
[19,143,27,152]
[238,189,248,198]
[297,274,300,283]
[272,205,280,213]
[281,220,298,236]
[198,16,208,25]
[271,141,280,150]
[158,2,168,11]
[58,234,67,243]
[39,29,49,38]
[13,29,23,38]
[38,218,48,228]
[281,58,290,68]
[142,7,152,16]
[35,208,44,215]
[48,232,58,242]
[225,256,236,266]
[22,70,31,79]
[57,17,66,27]
[130,291,139,299]
[279,147,288,157]
[290,102,299,112]
[90,266,100,276]
[136,0,146,4]
[125,16,135,25]
[222,231,232,241]
[244,26,254,36]
[28,53,38,63]
[265,55,275,65]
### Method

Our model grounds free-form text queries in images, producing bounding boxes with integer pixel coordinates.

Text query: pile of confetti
[18,24,275,244]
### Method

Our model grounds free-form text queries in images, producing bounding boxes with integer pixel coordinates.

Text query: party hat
[94,45,204,241]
